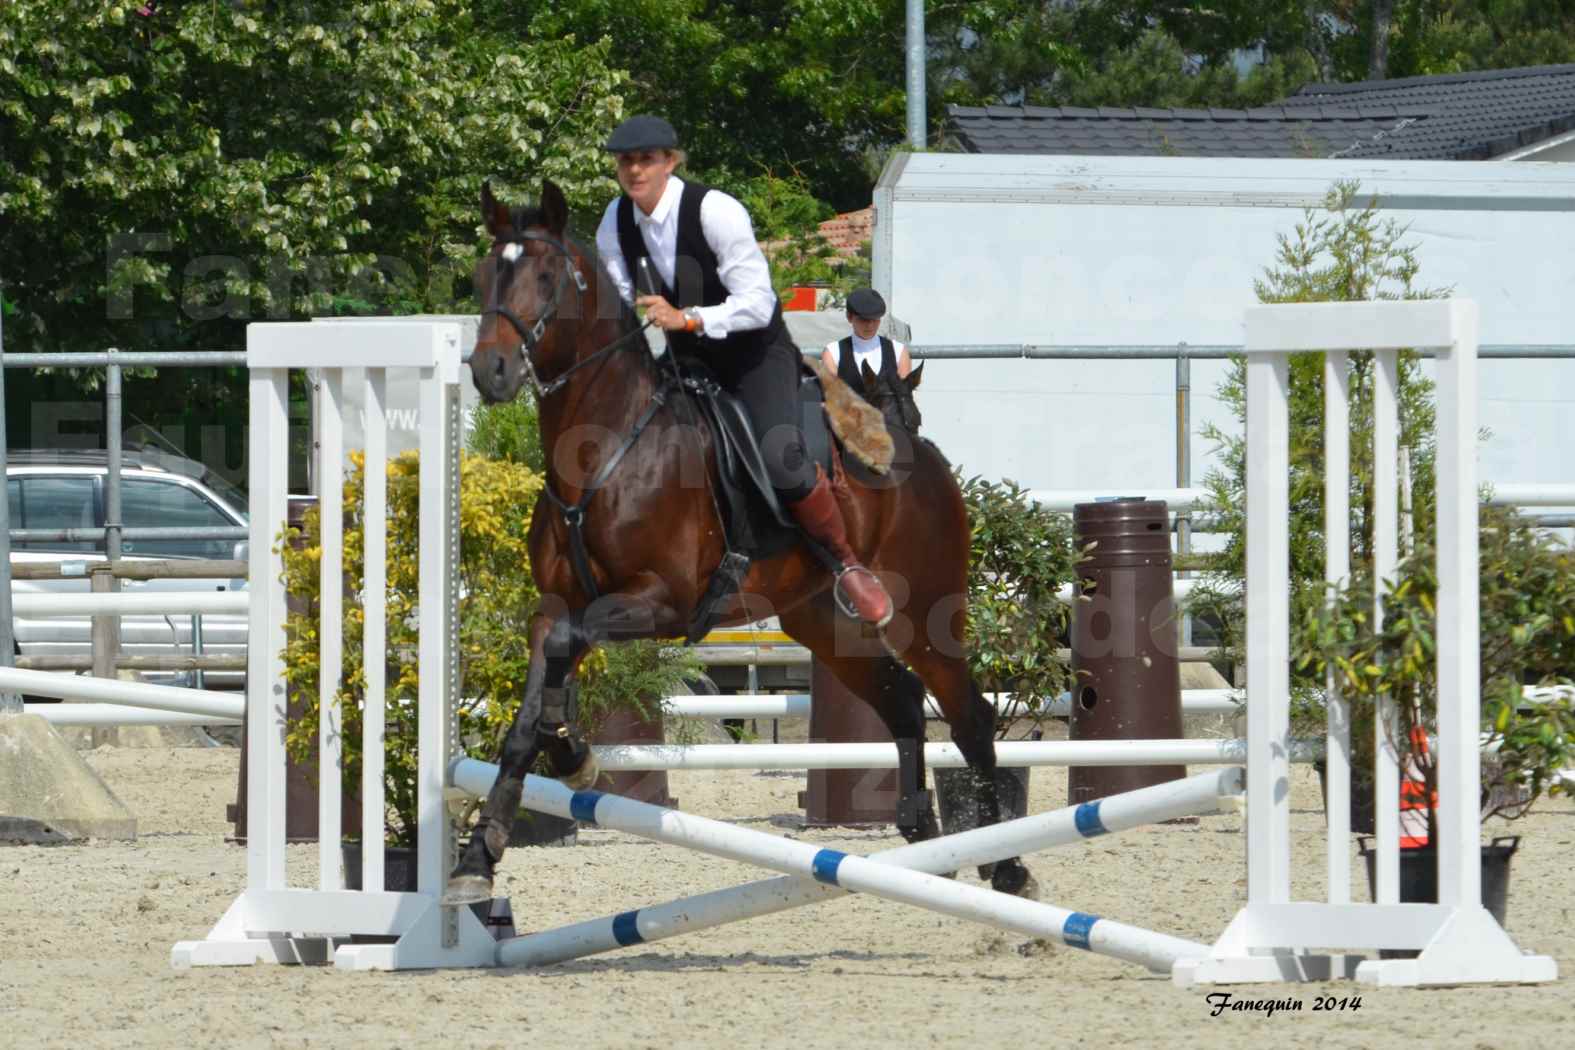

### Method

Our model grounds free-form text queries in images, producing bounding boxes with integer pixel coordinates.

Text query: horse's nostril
[493,355,506,379]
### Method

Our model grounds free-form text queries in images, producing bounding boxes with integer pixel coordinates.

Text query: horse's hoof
[442,875,495,907]
[559,749,600,792]
[990,863,1033,897]
[1009,873,1041,901]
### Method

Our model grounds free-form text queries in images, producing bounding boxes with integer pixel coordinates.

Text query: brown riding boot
[786,467,893,627]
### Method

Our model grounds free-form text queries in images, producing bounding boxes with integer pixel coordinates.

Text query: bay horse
[446,179,1035,905]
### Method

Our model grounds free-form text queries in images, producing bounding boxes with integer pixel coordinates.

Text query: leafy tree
[1193,181,1447,691]
[0,0,626,361]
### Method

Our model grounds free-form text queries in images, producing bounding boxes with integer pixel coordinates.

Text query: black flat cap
[604,115,679,153]
[847,287,886,319]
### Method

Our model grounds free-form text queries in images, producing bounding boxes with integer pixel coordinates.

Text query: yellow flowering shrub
[280,449,543,846]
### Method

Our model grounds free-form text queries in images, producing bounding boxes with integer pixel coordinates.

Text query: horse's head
[470,179,587,404]
[860,360,924,433]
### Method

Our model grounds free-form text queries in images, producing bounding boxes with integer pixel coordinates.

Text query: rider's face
[849,314,882,341]
[615,149,679,215]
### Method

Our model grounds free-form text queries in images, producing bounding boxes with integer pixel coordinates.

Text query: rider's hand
[636,295,687,332]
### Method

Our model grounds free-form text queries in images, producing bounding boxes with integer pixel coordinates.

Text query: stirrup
[833,564,893,628]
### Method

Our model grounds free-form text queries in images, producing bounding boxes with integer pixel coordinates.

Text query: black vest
[836,335,897,389]
[616,181,786,358]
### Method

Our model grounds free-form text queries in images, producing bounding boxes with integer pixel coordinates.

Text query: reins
[480,227,669,601]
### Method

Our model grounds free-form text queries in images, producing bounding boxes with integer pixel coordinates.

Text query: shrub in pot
[1296,507,1575,934]
[280,448,544,884]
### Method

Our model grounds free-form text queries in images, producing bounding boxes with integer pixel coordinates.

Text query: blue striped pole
[451,760,1235,973]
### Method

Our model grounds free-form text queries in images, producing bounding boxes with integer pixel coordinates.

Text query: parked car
[7,447,248,690]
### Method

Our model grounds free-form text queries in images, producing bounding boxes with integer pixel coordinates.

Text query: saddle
[674,358,837,640]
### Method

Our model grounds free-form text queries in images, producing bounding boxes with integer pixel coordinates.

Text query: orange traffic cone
[1399,723,1435,848]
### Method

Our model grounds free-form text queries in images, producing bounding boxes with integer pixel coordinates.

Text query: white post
[1372,346,1401,903]
[1323,350,1351,904]
[247,367,290,891]
[1433,299,1481,910]
[362,368,388,891]
[319,371,345,890]
[1244,349,1291,905]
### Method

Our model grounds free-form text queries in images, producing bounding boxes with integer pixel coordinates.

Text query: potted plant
[1189,179,1448,831]
[1297,506,1575,938]
[932,474,1079,833]
[279,447,544,887]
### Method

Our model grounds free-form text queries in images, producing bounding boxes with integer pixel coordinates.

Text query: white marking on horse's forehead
[501,243,523,263]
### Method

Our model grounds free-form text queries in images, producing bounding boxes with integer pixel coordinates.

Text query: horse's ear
[481,180,512,238]
[860,360,879,390]
[540,180,569,238]
[906,361,923,390]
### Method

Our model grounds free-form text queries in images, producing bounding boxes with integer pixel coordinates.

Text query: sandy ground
[3,723,1572,1050]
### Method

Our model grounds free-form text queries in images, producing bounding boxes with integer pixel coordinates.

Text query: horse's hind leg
[446,611,588,904]
[779,599,940,845]
[906,646,1035,897]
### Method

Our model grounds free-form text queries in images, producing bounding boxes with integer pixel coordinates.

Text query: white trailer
[872,153,1575,510]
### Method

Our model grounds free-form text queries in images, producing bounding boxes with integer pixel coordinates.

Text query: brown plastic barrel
[1068,498,1185,804]
[798,659,897,826]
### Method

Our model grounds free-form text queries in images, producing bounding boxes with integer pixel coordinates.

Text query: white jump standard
[172,320,497,970]
[1174,299,1556,987]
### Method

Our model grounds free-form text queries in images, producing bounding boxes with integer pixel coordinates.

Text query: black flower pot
[342,841,419,892]
[1359,835,1519,959]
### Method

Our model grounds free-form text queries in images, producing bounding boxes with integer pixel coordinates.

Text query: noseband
[480,229,648,400]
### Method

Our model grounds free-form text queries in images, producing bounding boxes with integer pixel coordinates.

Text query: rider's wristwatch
[683,307,702,333]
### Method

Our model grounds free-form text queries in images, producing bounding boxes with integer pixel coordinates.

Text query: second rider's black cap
[847,287,887,319]
[604,115,679,153]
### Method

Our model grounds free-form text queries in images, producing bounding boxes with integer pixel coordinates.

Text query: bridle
[479,229,651,400]
[477,226,675,603]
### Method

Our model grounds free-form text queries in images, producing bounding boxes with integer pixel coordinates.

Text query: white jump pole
[23,703,241,727]
[586,737,1323,771]
[479,767,1244,968]
[452,760,1212,973]
[0,665,245,720]
[662,688,1244,721]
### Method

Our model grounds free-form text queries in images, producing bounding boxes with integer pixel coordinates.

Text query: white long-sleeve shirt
[594,176,778,340]
[824,332,909,377]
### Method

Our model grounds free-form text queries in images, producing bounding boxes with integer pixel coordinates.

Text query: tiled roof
[818,207,873,256]
[1283,63,1575,158]
[945,63,1575,159]
[946,104,1423,158]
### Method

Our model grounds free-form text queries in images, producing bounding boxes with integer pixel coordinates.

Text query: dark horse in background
[859,359,924,436]
[446,180,1035,905]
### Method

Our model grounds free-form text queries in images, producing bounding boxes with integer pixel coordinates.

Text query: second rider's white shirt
[594,176,778,340]
[825,332,907,376]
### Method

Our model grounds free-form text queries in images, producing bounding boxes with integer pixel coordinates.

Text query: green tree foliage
[0,1,625,358]
[1330,0,1575,80]
[519,0,906,212]
[1194,182,1445,681]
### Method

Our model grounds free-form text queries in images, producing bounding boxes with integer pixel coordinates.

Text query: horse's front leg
[445,611,588,905]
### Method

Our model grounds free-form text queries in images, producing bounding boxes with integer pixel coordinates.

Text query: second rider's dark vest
[835,335,897,390]
[616,181,787,359]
